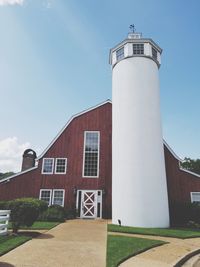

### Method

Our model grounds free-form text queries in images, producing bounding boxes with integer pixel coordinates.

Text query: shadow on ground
[19,231,54,239]
[0,262,15,267]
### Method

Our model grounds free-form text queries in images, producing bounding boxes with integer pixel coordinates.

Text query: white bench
[0,210,11,236]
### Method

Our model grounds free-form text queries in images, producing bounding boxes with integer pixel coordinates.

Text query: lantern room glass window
[116,47,124,61]
[83,131,100,177]
[133,44,144,55]
[42,158,54,174]
[55,158,67,174]
[152,47,157,60]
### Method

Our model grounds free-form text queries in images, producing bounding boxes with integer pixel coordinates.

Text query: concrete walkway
[0,219,107,267]
[109,233,200,267]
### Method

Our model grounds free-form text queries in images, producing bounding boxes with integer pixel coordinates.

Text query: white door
[81,190,97,218]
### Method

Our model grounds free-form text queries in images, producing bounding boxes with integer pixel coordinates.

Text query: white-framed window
[55,158,67,174]
[116,47,124,61]
[39,189,65,206]
[39,189,52,206]
[191,192,200,203]
[83,131,100,178]
[133,43,144,55]
[52,190,65,206]
[152,47,157,60]
[42,158,54,174]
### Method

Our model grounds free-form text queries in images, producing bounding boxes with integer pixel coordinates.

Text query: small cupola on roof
[109,26,162,68]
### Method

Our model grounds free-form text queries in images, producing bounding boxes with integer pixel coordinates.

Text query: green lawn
[107,234,166,267]
[9,221,60,230]
[108,224,200,239]
[0,235,31,256]
[0,221,60,256]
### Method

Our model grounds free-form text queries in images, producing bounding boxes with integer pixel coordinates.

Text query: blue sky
[0,0,200,172]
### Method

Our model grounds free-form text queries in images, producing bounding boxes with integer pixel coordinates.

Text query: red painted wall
[0,102,112,218]
[165,145,200,204]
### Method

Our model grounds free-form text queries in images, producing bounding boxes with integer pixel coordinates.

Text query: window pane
[192,192,200,202]
[116,47,124,61]
[43,159,54,173]
[152,47,157,60]
[53,190,64,206]
[83,132,99,177]
[133,44,144,55]
[56,158,67,173]
[40,190,51,205]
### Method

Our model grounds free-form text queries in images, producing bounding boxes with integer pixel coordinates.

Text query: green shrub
[65,208,77,219]
[39,205,65,222]
[0,201,9,210]
[170,202,200,226]
[8,198,48,233]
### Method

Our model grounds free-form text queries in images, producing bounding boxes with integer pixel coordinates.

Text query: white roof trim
[163,140,200,178]
[0,166,38,184]
[163,140,183,162]
[37,99,112,159]
[179,168,200,178]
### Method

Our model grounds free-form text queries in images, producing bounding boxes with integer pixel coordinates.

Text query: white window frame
[39,189,52,206]
[42,158,54,174]
[52,189,65,207]
[39,189,65,207]
[116,46,124,61]
[55,158,67,174]
[133,43,144,55]
[191,192,200,203]
[82,131,100,178]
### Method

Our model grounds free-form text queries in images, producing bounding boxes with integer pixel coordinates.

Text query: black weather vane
[129,24,135,33]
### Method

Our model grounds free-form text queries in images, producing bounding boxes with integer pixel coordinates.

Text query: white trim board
[180,168,200,178]
[163,140,182,162]
[0,166,38,184]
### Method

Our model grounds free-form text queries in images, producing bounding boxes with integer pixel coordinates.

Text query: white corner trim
[0,166,38,184]
[37,99,111,160]
[180,168,200,178]
[163,140,183,162]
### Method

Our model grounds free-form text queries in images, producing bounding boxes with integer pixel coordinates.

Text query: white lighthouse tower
[110,28,170,227]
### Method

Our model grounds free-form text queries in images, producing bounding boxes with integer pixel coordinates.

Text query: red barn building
[0,100,200,221]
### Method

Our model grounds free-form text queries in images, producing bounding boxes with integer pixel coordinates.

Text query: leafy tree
[180,157,200,175]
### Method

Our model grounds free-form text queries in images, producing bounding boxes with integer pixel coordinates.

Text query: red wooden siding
[164,145,200,204]
[0,102,112,218]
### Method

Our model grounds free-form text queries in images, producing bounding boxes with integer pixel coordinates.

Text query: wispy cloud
[0,0,24,6]
[0,137,30,172]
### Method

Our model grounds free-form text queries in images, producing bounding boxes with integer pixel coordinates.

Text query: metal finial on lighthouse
[129,24,135,33]
[128,25,142,39]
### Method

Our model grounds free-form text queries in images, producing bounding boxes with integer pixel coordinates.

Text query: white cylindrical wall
[112,56,169,227]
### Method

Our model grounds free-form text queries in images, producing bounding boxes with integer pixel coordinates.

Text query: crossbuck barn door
[81,191,97,218]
